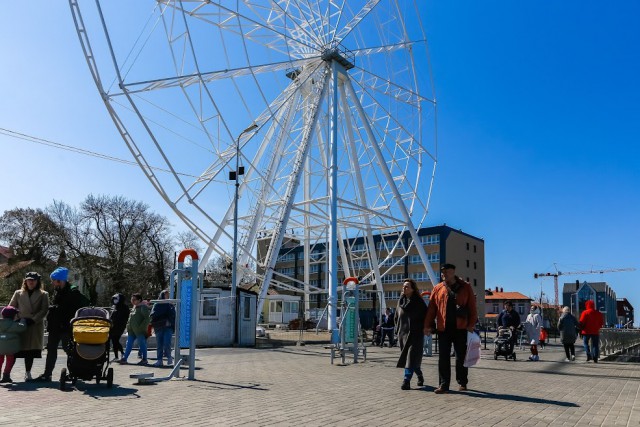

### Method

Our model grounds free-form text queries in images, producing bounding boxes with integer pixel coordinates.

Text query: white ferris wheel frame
[69,0,439,331]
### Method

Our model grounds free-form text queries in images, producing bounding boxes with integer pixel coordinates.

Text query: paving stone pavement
[1,342,639,426]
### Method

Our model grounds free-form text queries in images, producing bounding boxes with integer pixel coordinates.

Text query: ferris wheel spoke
[349,75,436,163]
[118,56,318,94]
[331,0,381,44]
[162,0,322,57]
[247,0,326,49]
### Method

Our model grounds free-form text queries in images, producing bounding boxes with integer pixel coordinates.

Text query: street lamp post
[230,123,258,343]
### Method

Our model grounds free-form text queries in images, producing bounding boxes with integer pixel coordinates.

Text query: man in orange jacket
[424,264,478,394]
[579,300,604,363]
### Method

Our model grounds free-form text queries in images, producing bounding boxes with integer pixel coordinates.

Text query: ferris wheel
[69,0,439,326]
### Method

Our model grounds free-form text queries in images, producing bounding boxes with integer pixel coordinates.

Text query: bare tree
[47,195,175,304]
[0,207,61,265]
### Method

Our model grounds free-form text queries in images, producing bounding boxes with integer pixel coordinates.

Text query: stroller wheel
[494,353,498,360]
[106,368,114,388]
[59,368,67,391]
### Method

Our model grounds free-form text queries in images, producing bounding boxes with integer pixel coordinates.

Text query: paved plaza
[1,341,639,426]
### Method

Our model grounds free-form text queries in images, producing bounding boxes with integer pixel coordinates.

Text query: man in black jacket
[34,267,90,382]
[380,307,395,347]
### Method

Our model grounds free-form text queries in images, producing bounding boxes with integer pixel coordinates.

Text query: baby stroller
[371,325,381,346]
[60,307,114,390]
[494,328,516,361]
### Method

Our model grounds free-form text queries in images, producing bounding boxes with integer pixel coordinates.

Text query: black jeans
[380,328,394,347]
[563,343,575,359]
[44,331,72,377]
[437,329,468,389]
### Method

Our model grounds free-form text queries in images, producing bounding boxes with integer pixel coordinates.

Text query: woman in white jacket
[524,305,542,361]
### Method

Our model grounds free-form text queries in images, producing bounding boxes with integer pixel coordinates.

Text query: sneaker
[417,376,424,387]
[564,358,571,362]
[0,374,12,383]
[152,361,163,367]
[434,387,448,394]
[401,380,410,390]
[166,357,173,365]
[24,372,32,382]
[118,358,128,365]
[137,359,148,366]
[458,385,468,391]
[34,374,52,382]
[571,355,575,361]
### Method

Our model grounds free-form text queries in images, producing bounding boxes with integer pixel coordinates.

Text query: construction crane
[533,266,636,309]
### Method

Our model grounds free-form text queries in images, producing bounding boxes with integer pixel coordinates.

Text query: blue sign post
[179,279,192,348]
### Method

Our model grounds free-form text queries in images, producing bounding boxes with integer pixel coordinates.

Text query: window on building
[384,291,401,300]
[277,253,295,262]
[381,273,405,284]
[466,242,470,250]
[201,294,219,318]
[276,267,295,277]
[420,235,440,245]
[492,303,499,313]
[284,301,299,315]
[243,296,252,319]
[517,303,525,315]
[410,272,431,283]
[473,279,477,287]
[473,261,477,270]
[466,260,470,267]
[473,245,477,253]
[409,253,439,264]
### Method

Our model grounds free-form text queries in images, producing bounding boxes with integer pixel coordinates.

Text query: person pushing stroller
[496,301,520,345]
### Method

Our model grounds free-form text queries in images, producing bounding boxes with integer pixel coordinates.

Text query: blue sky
[1,2,638,323]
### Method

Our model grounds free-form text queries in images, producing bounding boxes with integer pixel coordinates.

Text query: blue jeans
[123,333,147,361]
[583,334,600,361]
[404,367,423,381]
[423,335,433,356]
[155,327,173,362]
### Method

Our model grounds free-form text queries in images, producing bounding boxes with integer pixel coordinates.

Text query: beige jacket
[9,288,49,351]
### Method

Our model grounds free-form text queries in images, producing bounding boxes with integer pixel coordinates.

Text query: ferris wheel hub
[321,45,355,70]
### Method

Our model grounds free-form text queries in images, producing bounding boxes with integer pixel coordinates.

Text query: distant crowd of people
[0,268,175,384]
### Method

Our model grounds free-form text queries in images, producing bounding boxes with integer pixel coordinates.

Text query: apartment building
[257,224,485,323]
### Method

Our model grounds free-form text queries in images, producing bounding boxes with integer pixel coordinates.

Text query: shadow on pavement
[467,390,579,407]
[187,379,269,391]
[1,381,140,399]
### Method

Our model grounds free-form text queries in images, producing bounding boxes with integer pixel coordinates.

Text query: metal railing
[600,328,640,360]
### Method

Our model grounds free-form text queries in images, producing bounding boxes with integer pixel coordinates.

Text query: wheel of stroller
[494,353,498,360]
[59,368,67,391]
[106,368,113,388]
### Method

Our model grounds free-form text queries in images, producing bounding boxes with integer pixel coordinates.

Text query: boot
[0,373,12,383]
[401,379,411,390]
[417,375,424,387]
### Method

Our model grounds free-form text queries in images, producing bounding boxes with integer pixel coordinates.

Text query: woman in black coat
[395,278,427,390]
[109,293,130,361]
